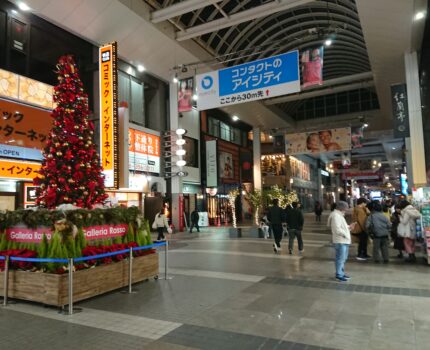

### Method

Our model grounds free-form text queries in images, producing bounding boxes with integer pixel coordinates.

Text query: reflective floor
[1,213,430,349]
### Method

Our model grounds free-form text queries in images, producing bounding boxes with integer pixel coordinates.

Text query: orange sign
[128,129,160,156]
[99,42,118,189]
[0,98,51,153]
[0,159,40,180]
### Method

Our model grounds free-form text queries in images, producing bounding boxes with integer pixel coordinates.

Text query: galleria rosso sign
[6,224,128,243]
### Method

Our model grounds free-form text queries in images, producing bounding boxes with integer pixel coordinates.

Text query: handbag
[152,215,158,229]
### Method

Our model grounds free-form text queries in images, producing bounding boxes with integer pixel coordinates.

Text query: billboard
[196,51,300,110]
[178,78,194,113]
[128,129,160,174]
[99,42,119,189]
[285,128,351,155]
[301,46,323,88]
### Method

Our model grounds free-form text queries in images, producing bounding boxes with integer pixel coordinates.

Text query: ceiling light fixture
[232,115,239,121]
[17,2,30,11]
[173,74,178,83]
[324,39,332,47]
[392,147,396,150]
[137,64,145,72]
[176,149,186,156]
[175,128,186,135]
[192,94,198,101]
[176,139,186,146]
[176,160,186,167]
[414,11,426,21]
[363,123,369,128]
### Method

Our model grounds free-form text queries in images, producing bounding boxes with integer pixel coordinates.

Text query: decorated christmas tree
[34,55,108,209]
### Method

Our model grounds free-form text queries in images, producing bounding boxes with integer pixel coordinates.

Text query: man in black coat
[189,209,200,233]
[267,199,286,253]
[286,202,304,255]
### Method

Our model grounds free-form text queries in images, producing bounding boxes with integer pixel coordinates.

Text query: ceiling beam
[264,72,374,105]
[176,0,314,41]
[151,0,216,23]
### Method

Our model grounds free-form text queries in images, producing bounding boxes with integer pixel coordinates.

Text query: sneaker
[299,250,304,256]
[289,249,293,255]
[364,254,372,258]
[356,256,367,261]
[273,243,278,253]
[343,275,351,280]
[335,276,348,282]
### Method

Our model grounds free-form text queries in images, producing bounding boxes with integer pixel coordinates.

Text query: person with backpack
[366,202,391,263]
[286,202,304,255]
[152,209,170,241]
[189,209,200,233]
[351,198,370,260]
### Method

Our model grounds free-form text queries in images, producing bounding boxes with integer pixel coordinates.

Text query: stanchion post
[128,247,133,294]
[3,256,9,307]
[164,241,168,279]
[68,258,74,315]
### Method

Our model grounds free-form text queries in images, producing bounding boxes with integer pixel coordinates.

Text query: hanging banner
[351,126,364,149]
[285,127,351,155]
[301,46,324,88]
[196,51,300,110]
[99,42,119,189]
[206,140,217,187]
[178,78,193,113]
[391,84,410,138]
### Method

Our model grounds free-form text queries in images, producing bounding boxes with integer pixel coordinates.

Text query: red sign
[5,224,128,243]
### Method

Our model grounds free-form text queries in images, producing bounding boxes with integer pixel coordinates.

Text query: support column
[405,51,427,187]
[169,82,183,231]
[253,128,262,191]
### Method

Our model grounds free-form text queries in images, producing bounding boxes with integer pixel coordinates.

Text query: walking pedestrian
[314,201,323,222]
[390,205,404,258]
[189,209,200,233]
[267,199,286,253]
[398,200,421,262]
[286,202,304,255]
[351,198,370,260]
[152,209,170,241]
[329,201,354,282]
[366,202,391,263]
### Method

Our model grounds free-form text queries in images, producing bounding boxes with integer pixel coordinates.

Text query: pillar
[405,51,427,187]
[169,81,183,231]
[253,128,262,191]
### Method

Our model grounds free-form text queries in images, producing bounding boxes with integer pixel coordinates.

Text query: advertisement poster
[128,129,160,174]
[351,126,364,148]
[178,78,193,113]
[219,152,234,179]
[285,127,351,155]
[301,46,323,88]
[196,51,300,110]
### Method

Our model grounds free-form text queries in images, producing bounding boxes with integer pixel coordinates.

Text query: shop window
[220,121,231,141]
[208,117,219,137]
[118,71,145,126]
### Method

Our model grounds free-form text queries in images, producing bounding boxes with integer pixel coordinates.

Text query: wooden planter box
[0,252,158,306]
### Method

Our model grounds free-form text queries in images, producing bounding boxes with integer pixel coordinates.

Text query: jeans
[272,224,283,248]
[335,243,349,278]
[373,236,389,262]
[288,229,303,252]
[157,227,165,240]
[357,232,368,257]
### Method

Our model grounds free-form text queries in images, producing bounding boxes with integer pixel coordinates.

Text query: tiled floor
[1,213,430,349]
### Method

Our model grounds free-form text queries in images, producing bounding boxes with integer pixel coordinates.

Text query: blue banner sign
[196,51,300,110]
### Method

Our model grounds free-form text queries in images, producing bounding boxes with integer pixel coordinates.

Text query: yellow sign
[99,43,119,189]
[0,159,40,180]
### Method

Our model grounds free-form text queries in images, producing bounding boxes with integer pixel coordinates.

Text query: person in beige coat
[351,198,370,260]
[398,200,421,262]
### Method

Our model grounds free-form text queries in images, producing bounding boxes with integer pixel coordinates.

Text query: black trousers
[288,229,303,251]
[157,227,165,240]
[190,222,200,232]
[272,224,283,248]
[357,231,368,257]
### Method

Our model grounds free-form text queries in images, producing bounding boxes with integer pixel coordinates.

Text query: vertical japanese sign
[196,51,300,110]
[301,46,324,88]
[206,140,217,187]
[391,84,410,138]
[99,42,119,189]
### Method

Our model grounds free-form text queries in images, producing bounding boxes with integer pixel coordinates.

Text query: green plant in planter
[46,232,67,272]
[0,232,8,251]
[74,228,86,257]
[38,234,49,258]
[145,220,152,245]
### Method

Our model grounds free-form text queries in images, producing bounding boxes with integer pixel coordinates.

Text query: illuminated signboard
[128,129,160,174]
[0,98,51,162]
[99,42,119,189]
[0,159,40,180]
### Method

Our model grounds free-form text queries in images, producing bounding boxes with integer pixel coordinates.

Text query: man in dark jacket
[189,209,200,233]
[267,199,286,253]
[286,202,304,255]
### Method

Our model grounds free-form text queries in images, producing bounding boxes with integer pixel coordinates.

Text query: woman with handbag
[351,198,370,260]
[152,209,170,241]
[390,205,404,258]
[398,200,421,262]
[366,202,391,263]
